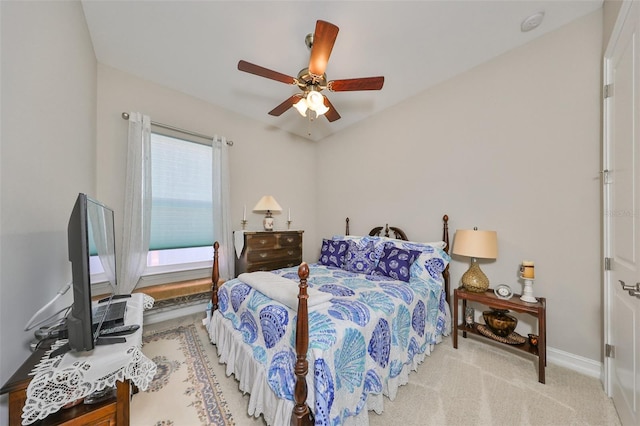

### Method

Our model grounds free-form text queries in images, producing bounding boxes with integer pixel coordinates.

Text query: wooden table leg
[538,303,546,384]
[116,379,131,425]
[462,299,468,338]
[453,290,459,349]
[8,387,27,426]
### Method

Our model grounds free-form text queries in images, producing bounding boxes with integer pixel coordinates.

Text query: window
[145,131,214,273]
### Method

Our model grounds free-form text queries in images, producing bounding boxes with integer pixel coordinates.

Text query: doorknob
[619,280,640,298]
[619,280,640,292]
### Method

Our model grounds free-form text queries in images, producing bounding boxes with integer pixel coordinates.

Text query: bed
[206,215,451,425]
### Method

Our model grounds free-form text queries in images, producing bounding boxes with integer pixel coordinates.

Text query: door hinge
[604,84,613,98]
[604,257,612,270]
[606,344,615,358]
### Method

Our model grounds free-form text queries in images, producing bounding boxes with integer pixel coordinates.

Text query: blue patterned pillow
[333,235,387,260]
[373,243,421,282]
[319,239,349,268]
[344,239,379,274]
[410,250,450,286]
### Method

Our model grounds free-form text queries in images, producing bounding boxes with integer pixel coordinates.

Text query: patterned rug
[130,323,235,425]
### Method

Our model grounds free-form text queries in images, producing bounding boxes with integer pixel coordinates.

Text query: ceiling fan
[237,20,384,122]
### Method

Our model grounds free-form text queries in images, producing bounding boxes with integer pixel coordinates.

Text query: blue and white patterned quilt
[217,258,450,425]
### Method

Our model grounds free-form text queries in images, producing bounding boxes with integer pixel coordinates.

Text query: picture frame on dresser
[234,230,303,276]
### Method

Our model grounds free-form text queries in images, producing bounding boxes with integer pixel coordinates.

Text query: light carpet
[132,313,621,426]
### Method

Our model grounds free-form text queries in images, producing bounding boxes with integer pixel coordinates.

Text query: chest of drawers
[235,230,304,276]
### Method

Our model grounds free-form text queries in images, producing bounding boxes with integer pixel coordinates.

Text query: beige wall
[0,0,97,417]
[317,10,603,362]
[96,65,319,275]
[604,0,624,51]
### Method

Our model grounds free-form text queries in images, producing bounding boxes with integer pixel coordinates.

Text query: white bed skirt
[207,309,443,426]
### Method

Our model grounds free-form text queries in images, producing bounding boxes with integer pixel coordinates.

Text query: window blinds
[149,133,213,250]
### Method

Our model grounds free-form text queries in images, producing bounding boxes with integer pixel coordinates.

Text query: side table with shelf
[453,287,547,383]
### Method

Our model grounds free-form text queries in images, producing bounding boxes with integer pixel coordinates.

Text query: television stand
[0,340,132,426]
[0,293,156,425]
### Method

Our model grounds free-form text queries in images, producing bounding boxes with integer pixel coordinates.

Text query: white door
[604,2,640,425]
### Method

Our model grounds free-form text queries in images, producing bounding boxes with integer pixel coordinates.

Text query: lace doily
[21,293,157,425]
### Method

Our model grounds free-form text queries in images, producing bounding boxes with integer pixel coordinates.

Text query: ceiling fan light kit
[237,20,384,123]
[294,89,329,118]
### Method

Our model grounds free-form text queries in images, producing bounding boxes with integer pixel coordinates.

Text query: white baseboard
[142,305,605,384]
[143,301,208,325]
[547,345,603,380]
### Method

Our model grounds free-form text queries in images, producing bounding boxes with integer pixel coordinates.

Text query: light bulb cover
[307,91,323,108]
[306,91,329,115]
[293,98,307,117]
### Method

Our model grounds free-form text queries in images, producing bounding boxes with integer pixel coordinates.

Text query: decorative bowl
[482,309,517,337]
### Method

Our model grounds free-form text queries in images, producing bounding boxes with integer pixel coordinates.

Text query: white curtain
[212,135,234,279]
[119,112,152,294]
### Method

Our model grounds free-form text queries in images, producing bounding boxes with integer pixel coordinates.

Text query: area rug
[130,323,235,425]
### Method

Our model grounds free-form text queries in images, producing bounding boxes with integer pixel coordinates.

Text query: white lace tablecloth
[21,293,157,425]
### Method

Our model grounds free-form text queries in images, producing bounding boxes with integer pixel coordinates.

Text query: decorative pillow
[343,239,379,275]
[333,235,387,260]
[373,243,421,282]
[410,250,450,285]
[377,236,446,253]
[318,239,349,268]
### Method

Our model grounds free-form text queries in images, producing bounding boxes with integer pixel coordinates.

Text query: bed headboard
[346,217,408,240]
[368,224,408,240]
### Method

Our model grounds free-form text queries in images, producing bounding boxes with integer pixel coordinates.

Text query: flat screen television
[63,193,120,354]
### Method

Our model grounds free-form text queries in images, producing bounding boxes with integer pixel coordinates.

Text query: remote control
[98,294,131,304]
[99,324,140,337]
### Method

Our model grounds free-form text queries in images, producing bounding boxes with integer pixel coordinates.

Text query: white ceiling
[81,1,602,141]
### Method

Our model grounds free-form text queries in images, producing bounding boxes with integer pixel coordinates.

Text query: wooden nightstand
[235,230,303,276]
[453,287,547,383]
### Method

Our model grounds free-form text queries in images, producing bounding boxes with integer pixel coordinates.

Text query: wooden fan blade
[238,60,296,85]
[268,94,303,116]
[328,77,385,92]
[308,20,339,77]
[323,96,341,122]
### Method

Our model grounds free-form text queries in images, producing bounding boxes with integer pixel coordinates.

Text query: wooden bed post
[442,215,450,304]
[211,241,219,312]
[291,262,313,426]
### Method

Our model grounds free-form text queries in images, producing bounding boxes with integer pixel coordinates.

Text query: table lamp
[452,228,498,292]
[253,195,282,231]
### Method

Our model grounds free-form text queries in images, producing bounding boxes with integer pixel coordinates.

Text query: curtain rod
[121,112,233,146]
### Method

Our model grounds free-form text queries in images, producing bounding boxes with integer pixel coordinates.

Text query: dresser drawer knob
[259,239,267,245]
[259,253,268,258]
[287,250,294,255]
[286,237,294,243]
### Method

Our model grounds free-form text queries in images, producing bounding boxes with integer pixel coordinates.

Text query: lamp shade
[253,195,282,213]
[452,229,498,259]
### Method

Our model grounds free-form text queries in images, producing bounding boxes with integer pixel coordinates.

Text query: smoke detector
[521,11,545,32]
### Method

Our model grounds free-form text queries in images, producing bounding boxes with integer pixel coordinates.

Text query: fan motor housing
[297,68,327,90]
